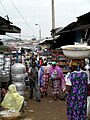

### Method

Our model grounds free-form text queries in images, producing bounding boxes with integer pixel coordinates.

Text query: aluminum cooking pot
[12,81,25,91]
[11,63,26,74]
[12,74,25,82]
[0,75,10,82]
[4,58,11,62]
[0,54,4,59]
[0,59,4,65]
[17,91,24,96]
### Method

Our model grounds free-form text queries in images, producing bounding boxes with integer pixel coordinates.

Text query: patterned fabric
[38,66,44,87]
[40,74,49,94]
[49,65,65,96]
[38,66,49,94]
[67,71,88,120]
[52,80,60,95]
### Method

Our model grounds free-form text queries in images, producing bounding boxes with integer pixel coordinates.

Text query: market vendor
[1,84,24,112]
[66,59,90,120]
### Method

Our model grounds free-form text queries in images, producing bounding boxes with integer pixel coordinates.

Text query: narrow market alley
[22,86,67,120]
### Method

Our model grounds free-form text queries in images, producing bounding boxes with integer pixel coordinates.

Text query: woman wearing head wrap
[49,61,65,100]
[1,84,24,112]
[66,59,90,120]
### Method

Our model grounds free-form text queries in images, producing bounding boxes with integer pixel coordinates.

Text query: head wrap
[52,61,57,65]
[71,59,79,66]
[8,84,17,93]
[71,59,81,71]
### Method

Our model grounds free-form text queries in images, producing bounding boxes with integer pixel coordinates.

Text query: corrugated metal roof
[0,16,21,34]
[38,36,60,45]
[55,12,90,35]
[73,24,90,30]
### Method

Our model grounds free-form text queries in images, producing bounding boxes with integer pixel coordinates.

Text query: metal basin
[12,81,25,91]
[11,63,26,74]
[61,45,90,59]
[12,74,25,82]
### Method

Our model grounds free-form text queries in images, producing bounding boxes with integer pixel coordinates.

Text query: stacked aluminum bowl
[0,54,4,70]
[4,57,11,73]
[0,55,10,83]
[11,63,26,96]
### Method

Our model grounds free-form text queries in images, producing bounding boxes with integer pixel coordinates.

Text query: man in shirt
[28,61,41,102]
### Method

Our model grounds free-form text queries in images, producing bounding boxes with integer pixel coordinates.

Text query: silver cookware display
[4,58,11,71]
[12,81,25,91]
[0,55,11,84]
[0,65,3,70]
[17,91,25,96]
[4,65,10,72]
[0,55,4,66]
[12,74,25,82]
[11,63,26,75]
[0,70,10,82]
[0,54,4,59]
[4,57,11,62]
[0,75,10,82]
[0,60,4,64]
[11,63,26,96]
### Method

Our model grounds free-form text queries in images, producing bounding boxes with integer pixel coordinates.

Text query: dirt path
[23,87,67,120]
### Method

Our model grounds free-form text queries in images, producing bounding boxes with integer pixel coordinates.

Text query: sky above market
[0,0,90,40]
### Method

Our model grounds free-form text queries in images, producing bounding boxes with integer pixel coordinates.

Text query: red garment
[40,59,43,66]
[88,90,90,96]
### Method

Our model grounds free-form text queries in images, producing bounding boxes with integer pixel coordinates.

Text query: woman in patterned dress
[66,59,90,120]
[49,61,65,100]
[38,62,49,98]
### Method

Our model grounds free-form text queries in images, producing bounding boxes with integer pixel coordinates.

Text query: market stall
[0,45,12,102]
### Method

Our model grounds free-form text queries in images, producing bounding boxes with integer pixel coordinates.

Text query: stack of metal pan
[0,55,11,83]
[11,63,26,96]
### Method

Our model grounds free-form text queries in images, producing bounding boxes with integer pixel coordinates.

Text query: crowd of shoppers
[26,56,65,102]
[1,55,90,120]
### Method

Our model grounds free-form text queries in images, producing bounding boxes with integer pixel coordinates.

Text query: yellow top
[1,84,24,112]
